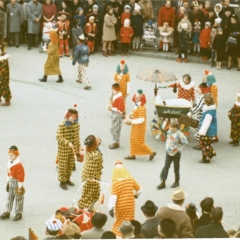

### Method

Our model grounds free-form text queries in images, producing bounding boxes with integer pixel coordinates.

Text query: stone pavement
[0,45,240,239]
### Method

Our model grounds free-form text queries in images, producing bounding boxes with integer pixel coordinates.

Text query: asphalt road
[0,45,240,239]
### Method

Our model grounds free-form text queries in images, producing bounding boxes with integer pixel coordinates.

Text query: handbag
[178,114,199,128]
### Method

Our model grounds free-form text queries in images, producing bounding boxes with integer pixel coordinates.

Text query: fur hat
[92,4,98,9]
[124,18,131,27]
[124,4,130,9]
[8,145,19,157]
[205,21,211,27]
[214,17,222,24]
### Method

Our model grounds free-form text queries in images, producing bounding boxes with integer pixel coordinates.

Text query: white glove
[187,112,192,117]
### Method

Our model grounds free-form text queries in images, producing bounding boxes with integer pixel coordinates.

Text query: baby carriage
[39,22,57,53]
[140,20,158,53]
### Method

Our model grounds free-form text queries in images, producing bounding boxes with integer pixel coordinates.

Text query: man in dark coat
[141,200,160,238]
[195,207,229,238]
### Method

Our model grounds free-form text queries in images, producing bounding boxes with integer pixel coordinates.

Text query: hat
[130,220,141,235]
[112,83,120,90]
[45,218,63,231]
[134,3,141,11]
[214,17,222,24]
[124,18,131,27]
[8,145,19,157]
[119,220,135,235]
[205,21,211,27]
[208,7,214,12]
[92,4,98,9]
[77,7,83,12]
[186,203,198,212]
[231,14,238,21]
[89,16,95,21]
[59,11,70,17]
[124,4,130,9]
[171,187,188,200]
[64,104,78,119]
[91,213,108,228]
[198,82,210,94]
[79,34,85,40]
[84,135,96,147]
[141,200,158,214]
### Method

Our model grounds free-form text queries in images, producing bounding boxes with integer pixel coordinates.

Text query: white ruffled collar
[202,104,216,113]
[179,80,195,90]
[112,92,122,101]
[235,101,240,106]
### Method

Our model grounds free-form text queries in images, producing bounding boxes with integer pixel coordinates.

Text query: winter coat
[72,43,89,65]
[102,13,117,41]
[195,222,229,238]
[196,213,211,229]
[203,13,216,27]
[74,14,86,30]
[27,1,42,34]
[221,15,231,40]
[0,8,7,39]
[179,29,190,51]
[157,203,193,238]
[120,26,134,43]
[227,22,240,57]
[177,19,192,36]
[159,26,173,43]
[44,42,61,76]
[138,0,154,21]
[212,34,226,52]
[141,217,160,238]
[199,28,211,48]
[6,3,24,32]
[157,6,175,27]
[71,26,83,44]
[130,13,143,37]
[121,12,131,26]
[189,10,204,29]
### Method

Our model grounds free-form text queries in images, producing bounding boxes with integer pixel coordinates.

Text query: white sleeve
[127,82,130,94]
[108,195,117,210]
[111,107,117,112]
[132,118,144,124]
[135,187,142,197]
[199,114,212,136]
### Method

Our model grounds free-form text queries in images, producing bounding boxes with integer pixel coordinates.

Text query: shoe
[199,160,210,163]
[16,45,19,48]
[211,137,219,143]
[183,59,188,63]
[193,145,201,150]
[1,101,10,106]
[56,75,63,83]
[149,152,156,161]
[76,80,82,83]
[233,142,239,147]
[102,50,108,57]
[60,182,68,190]
[84,85,91,90]
[237,67,240,71]
[126,53,129,56]
[28,46,31,50]
[109,143,119,149]
[0,212,10,219]
[229,140,237,144]
[171,182,179,188]
[39,75,47,82]
[124,155,136,160]
[65,180,75,186]
[227,65,231,69]
[65,55,70,57]
[13,213,22,221]
[156,182,166,190]
[107,49,113,56]
[176,58,182,63]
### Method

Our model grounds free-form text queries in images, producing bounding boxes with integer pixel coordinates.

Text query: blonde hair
[204,93,215,106]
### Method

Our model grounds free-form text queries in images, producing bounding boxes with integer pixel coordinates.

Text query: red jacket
[7,159,25,187]
[158,6,175,27]
[112,93,125,113]
[120,26,134,43]
[199,28,211,48]
[121,12,131,26]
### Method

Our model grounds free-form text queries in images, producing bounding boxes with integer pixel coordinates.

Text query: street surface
[0,46,240,239]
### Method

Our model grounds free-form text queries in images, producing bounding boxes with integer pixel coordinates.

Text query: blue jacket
[200,109,217,136]
[72,43,89,65]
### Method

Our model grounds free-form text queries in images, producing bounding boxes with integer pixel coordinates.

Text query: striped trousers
[6,178,24,214]
[110,111,123,143]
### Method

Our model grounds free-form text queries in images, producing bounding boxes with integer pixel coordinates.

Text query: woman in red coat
[199,21,211,61]
[120,19,134,56]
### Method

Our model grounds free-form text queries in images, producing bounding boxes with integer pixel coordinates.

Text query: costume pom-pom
[120,60,125,65]
[74,104,77,108]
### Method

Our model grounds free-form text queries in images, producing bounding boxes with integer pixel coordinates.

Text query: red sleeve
[118,97,125,113]
[17,164,25,183]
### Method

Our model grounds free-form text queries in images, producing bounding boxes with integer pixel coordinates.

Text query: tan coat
[102,13,117,41]
[159,26,173,43]
[44,42,61,75]
[138,0,154,22]
[157,203,193,238]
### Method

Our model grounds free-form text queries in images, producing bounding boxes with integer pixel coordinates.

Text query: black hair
[200,197,214,213]
[101,231,116,239]
[160,218,176,238]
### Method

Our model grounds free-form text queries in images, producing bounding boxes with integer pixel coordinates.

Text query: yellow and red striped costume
[114,73,130,100]
[130,105,153,156]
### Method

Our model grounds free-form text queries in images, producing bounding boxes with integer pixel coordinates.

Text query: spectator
[84,15,97,54]
[189,2,204,29]
[121,4,130,26]
[228,229,237,238]
[175,0,183,14]
[157,187,193,238]
[214,3,223,19]
[158,0,175,28]
[234,232,240,238]
[185,203,199,234]
[195,207,229,238]
[84,0,96,15]
[199,21,211,61]
[70,0,82,16]
[43,217,63,240]
[42,0,57,23]
[174,6,185,53]
[102,5,117,56]
[221,0,234,15]
[111,2,120,55]
[131,220,144,238]
[201,0,211,16]
[137,0,154,22]
[119,220,135,239]
[156,218,178,238]
[127,0,135,13]
[6,0,24,48]
[159,22,173,52]
[221,7,232,41]
[226,14,240,71]
[203,7,216,27]
[74,7,85,30]
[58,1,72,18]
[192,20,201,56]
[81,213,107,239]
[141,200,160,238]
[104,0,120,14]
[57,222,81,239]
[182,0,190,16]
[71,18,83,58]
[27,0,42,50]
[130,3,143,51]
[0,0,7,45]
[18,0,28,43]
[101,231,116,239]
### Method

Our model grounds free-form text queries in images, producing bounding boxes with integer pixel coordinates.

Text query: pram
[39,22,57,53]
[140,21,158,53]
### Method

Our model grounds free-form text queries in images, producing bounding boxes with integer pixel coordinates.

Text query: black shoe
[199,160,210,163]
[56,75,63,83]
[0,212,10,220]
[156,182,166,190]
[13,213,22,221]
[39,75,47,82]
[28,46,31,50]
[171,182,179,188]
[65,180,75,186]
[60,182,68,190]
[16,45,19,48]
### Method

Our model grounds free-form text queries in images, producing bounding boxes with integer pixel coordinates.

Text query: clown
[56,105,80,190]
[124,89,156,160]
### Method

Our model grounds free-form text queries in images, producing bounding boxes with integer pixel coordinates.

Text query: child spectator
[185,203,199,235]
[121,5,131,26]
[203,7,216,27]
[130,3,143,51]
[192,20,201,56]
[74,7,85,30]
[212,27,225,70]
[120,19,134,56]
[214,3,223,19]
[159,22,173,52]
[199,21,211,61]
[228,91,240,147]
[157,121,188,190]
[84,16,97,54]
[71,18,83,58]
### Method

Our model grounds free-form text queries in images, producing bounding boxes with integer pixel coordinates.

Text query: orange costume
[108,161,142,236]
[205,70,218,108]
[84,17,97,53]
